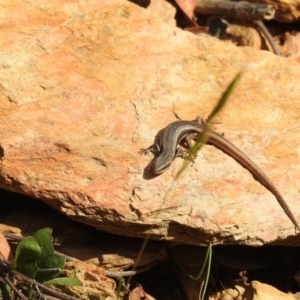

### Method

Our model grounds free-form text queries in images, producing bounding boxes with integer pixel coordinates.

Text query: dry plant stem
[0,268,27,300]
[125,236,149,289]
[11,271,80,300]
[195,0,275,20]
[193,1,279,55]
[0,260,80,300]
[106,259,160,278]
[254,20,281,55]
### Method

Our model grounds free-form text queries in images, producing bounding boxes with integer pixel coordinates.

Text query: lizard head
[152,152,174,174]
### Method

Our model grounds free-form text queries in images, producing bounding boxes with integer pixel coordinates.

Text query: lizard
[139,116,300,231]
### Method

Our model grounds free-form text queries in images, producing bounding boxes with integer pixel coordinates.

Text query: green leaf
[32,228,65,282]
[32,228,56,260]
[0,282,11,300]
[11,236,41,278]
[43,277,81,286]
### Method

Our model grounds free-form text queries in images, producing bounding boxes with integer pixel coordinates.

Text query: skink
[140,116,300,231]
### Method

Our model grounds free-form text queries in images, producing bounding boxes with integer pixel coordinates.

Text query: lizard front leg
[139,141,161,156]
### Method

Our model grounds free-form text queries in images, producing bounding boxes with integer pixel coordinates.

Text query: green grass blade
[175,72,242,179]
[207,72,242,123]
[201,243,212,300]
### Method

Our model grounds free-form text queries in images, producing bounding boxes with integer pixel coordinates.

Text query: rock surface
[209,281,296,300]
[0,0,300,245]
[60,261,116,300]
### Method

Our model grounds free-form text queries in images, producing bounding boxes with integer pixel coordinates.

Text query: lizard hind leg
[176,147,196,162]
[175,147,189,158]
[179,133,200,162]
